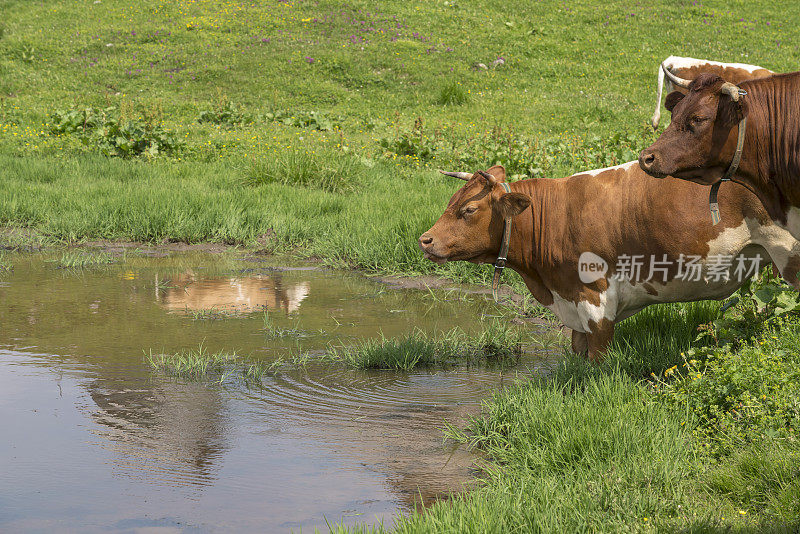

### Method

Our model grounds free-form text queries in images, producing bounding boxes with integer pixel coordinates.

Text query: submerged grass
[262,311,305,338]
[49,250,116,269]
[324,320,523,370]
[0,251,10,273]
[145,345,279,385]
[187,307,240,321]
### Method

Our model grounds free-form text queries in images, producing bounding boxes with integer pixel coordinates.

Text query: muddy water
[0,252,554,533]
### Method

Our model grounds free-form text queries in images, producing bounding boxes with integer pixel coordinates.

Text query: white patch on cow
[663,56,767,75]
[548,289,617,333]
[545,293,584,332]
[705,218,754,261]
[542,214,800,335]
[784,207,800,242]
[576,161,637,178]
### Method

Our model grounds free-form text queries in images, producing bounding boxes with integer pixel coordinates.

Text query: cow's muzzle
[418,232,448,264]
[638,149,668,178]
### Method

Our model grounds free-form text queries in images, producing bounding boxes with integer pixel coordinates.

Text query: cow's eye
[689,116,707,126]
[461,205,478,216]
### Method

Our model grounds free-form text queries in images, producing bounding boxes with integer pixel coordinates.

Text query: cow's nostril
[641,153,656,168]
[420,235,433,246]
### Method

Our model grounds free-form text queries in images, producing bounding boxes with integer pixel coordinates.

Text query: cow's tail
[652,58,678,129]
[651,62,666,129]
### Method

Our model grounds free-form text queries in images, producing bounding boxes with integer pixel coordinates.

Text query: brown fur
[420,164,791,361]
[641,71,800,229]
[674,65,773,86]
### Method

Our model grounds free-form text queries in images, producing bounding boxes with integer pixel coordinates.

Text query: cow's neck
[734,75,800,222]
[500,179,563,306]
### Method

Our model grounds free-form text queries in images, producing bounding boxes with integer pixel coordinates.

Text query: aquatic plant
[187,306,240,321]
[145,345,279,384]
[50,250,116,269]
[0,251,11,273]
[262,311,305,338]
[323,320,523,370]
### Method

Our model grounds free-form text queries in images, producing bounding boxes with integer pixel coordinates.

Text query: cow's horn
[661,62,692,89]
[477,170,498,185]
[439,170,472,181]
[720,82,745,102]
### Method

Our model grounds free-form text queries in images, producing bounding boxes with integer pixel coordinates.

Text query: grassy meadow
[2,0,800,532]
[1,0,798,279]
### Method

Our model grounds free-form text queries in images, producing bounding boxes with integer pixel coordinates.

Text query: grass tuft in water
[324,320,523,370]
[188,306,239,321]
[0,252,11,273]
[146,345,279,385]
[0,226,55,252]
[262,311,305,338]
[50,250,116,269]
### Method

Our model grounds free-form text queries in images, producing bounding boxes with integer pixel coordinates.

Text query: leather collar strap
[709,115,747,225]
[491,182,512,303]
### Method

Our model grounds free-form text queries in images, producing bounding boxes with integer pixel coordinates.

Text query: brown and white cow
[419,164,800,360]
[651,56,773,129]
[640,71,800,240]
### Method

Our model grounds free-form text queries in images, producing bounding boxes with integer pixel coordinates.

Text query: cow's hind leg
[571,329,589,357]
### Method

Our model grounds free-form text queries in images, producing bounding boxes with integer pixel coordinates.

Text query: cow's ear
[718,92,747,127]
[496,192,530,218]
[485,165,507,182]
[664,91,685,112]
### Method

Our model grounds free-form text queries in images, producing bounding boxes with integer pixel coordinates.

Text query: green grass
[146,345,279,384]
[1,0,798,284]
[402,371,695,533]
[435,81,470,106]
[48,250,116,269]
[323,321,523,370]
[3,1,800,531]
[333,303,800,533]
[242,145,365,193]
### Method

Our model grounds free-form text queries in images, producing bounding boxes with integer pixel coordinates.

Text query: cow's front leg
[571,329,589,357]
[585,319,615,362]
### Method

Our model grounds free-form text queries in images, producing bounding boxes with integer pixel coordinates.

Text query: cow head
[639,73,747,186]
[418,165,530,265]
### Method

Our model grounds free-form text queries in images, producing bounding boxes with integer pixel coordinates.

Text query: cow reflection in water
[158,271,310,314]
[87,377,227,487]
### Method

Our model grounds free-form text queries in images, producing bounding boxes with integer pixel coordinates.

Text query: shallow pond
[0,251,556,533]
